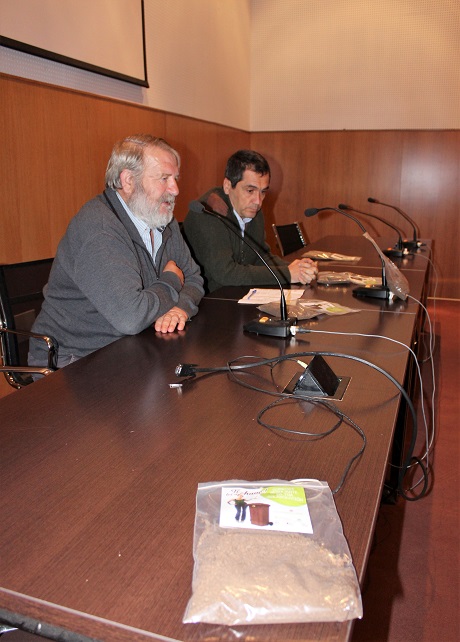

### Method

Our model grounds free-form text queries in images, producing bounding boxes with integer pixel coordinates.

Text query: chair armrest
[0,365,54,376]
[0,325,58,371]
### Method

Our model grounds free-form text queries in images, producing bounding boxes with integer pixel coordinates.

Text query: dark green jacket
[183,187,290,293]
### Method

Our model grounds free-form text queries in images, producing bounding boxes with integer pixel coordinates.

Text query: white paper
[239,288,305,304]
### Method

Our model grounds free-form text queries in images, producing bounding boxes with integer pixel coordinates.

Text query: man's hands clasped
[288,257,318,285]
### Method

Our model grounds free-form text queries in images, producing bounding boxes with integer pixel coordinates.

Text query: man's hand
[288,258,318,285]
[154,306,189,333]
[163,260,184,286]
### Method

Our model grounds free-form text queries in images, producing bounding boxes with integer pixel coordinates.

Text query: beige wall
[0,0,252,130]
[251,0,460,131]
[1,0,458,131]
[143,0,251,129]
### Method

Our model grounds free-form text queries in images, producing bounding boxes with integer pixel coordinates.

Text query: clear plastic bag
[183,479,363,625]
[303,250,361,262]
[317,271,382,286]
[364,232,410,300]
[258,299,360,320]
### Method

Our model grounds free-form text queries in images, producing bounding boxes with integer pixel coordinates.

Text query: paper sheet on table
[239,289,305,304]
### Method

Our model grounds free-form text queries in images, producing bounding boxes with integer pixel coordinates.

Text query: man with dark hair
[183,149,317,293]
[29,134,204,369]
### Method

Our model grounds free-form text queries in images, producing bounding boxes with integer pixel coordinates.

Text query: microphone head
[337,203,350,210]
[189,200,205,214]
[367,197,379,204]
[304,208,319,218]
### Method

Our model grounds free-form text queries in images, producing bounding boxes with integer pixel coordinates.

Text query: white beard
[128,184,175,229]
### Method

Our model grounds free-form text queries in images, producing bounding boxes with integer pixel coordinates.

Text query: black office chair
[0,258,58,389]
[272,222,308,256]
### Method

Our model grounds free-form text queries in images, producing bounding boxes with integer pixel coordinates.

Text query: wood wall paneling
[252,130,459,298]
[1,74,458,301]
[165,112,250,219]
[1,75,168,263]
[400,131,460,291]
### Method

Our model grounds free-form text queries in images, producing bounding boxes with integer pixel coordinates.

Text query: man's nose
[253,191,264,207]
[168,178,179,196]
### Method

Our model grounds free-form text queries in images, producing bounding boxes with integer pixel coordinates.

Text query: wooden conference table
[0,236,430,642]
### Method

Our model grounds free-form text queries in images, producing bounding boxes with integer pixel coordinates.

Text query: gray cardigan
[29,189,204,364]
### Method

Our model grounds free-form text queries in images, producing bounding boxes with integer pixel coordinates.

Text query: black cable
[178,356,367,492]
[294,324,434,493]
[227,358,367,494]
[175,350,427,499]
[257,397,344,439]
[255,396,367,494]
[398,456,429,501]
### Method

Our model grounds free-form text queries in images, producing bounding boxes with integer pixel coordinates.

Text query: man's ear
[119,168,136,197]
[223,177,232,195]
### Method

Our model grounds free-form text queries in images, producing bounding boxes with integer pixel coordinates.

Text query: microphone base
[352,285,392,300]
[383,247,405,258]
[243,316,294,338]
[402,240,420,250]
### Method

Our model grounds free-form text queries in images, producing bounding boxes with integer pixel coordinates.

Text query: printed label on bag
[219,485,313,534]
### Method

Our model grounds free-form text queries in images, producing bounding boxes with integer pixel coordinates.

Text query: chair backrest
[0,258,54,371]
[272,222,308,256]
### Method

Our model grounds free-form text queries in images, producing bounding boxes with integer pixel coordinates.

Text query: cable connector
[290,325,312,335]
[175,363,198,377]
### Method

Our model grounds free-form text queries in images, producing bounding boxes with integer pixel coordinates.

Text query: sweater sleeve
[65,215,202,336]
[71,233,170,334]
[158,220,205,319]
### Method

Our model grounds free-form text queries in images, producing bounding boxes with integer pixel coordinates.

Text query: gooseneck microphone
[337,203,407,258]
[368,197,420,249]
[188,200,293,337]
[304,207,391,299]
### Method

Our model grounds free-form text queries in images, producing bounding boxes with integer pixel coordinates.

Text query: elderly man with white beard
[28,135,204,370]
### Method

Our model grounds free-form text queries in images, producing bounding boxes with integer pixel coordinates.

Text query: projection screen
[0,0,148,87]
